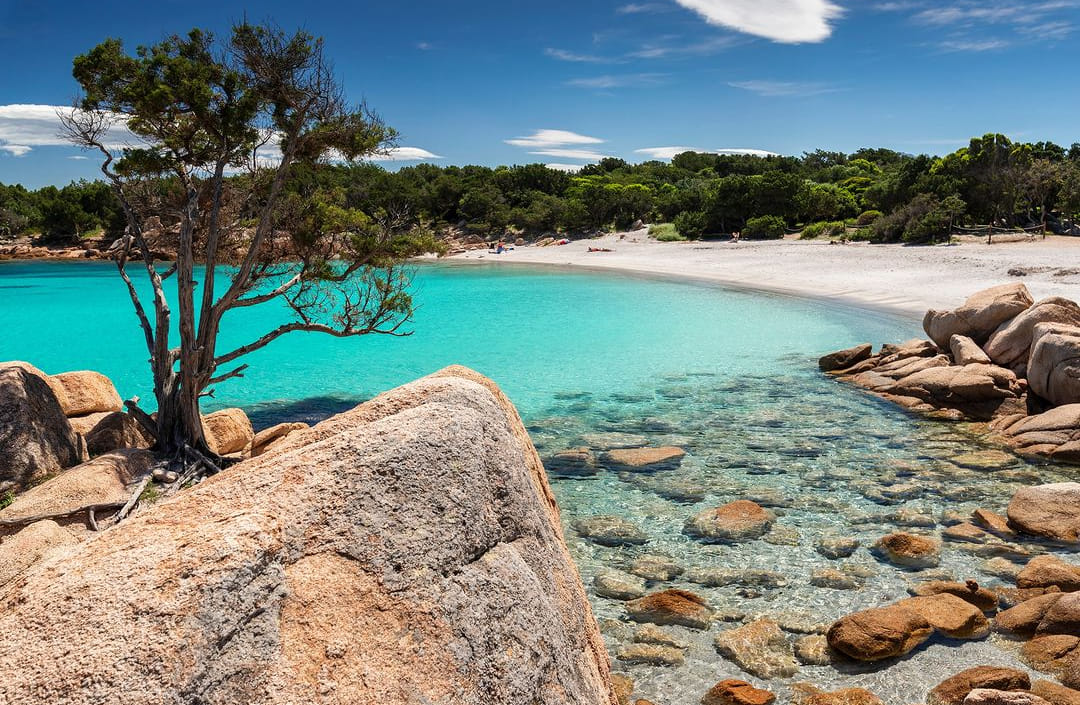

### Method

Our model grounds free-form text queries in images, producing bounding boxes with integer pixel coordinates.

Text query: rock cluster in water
[822,283,1080,467]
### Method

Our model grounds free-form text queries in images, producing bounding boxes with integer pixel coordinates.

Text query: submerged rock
[793,687,884,705]
[793,635,834,666]
[1008,484,1080,544]
[702,679,777,705]
[874,532,942,569]
[927,667,1031,705]
[895,594,991,639]
[0,367,616,705]
[826,605,934,661]
[615,643,684,667]
[684,500,775,542]
[626,589,714,630]
[0,365,82,493]
[572,515,649,547]
[628,554,684,581]
[963,689,1051,705]
[714,619,798,680]
[602,446,686,471]
[1031,681,1080,705]
[909,580,999,613]
[1017,555,1080,591]
[594,570,647,601]
[816,536,860,559]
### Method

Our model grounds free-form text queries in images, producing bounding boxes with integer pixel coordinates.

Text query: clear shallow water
[1,260,1076,703]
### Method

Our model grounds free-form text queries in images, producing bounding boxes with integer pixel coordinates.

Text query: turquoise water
[1,260,1074,704]
[0,260,906,420]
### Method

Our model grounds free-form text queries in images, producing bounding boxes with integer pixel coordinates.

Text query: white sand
[450,231,1080,319]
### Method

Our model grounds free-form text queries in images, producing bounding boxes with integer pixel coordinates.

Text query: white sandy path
[449,231,1080,319]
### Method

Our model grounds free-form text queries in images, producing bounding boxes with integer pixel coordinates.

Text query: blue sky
[2,0,1079,187]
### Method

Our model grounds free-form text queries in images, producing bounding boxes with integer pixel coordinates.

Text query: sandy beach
[450,231,1080,318]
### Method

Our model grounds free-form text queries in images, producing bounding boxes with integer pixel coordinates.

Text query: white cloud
[545,163,585,172]
[506,129,605,148]
[628,35,741,59]
[635,146,780,160]
[672,0,844,43]
[717,148,780,156]
[544,48,616,63]
[617,2,669,13]
[938,38,1010,51]
[728,80,839,96]
[370,146,442,162]
[566,73,666,89]
[0,144,31,157]
[635,146,702,159]
[416,41,432,50]
[67,155,89,160]
[529,148,609,160]
[0,103,139,157]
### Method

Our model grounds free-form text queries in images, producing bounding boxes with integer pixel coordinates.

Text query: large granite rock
[50,370,123,416]
[996,408,1080,461]
[1008,484,1080,544]
[952,335,992,365]
[985,298,1080,373]
[0,365,82,493]
[1028,324,1080,406]
[203,407,255,456]
[819,344,873,372]
[923,284,1034,348]
[0,450,156,526]
[883,363,1023,419]
[0,366,616,705]
[0,520,78,587]
[83,411,154,456]
[826,605,933,661]
[250,422,308,457]
[895,594,990,639]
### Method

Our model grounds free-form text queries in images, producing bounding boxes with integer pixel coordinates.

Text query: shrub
[649,223,686,242]
[800,221,846,239]
[856,210,883,227]
[673,211,708,239]
[743,215,786,240]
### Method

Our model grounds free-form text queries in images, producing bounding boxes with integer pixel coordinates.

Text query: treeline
[6,133,1080,245]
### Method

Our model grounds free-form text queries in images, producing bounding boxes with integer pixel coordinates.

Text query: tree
[62,24,437,456]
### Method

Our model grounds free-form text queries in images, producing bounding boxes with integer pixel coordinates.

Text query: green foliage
[799,221,846,239]
[743,215,786,240]
[673,211,708,239]
[855,210,883,227]
[8,131,1080,243]
[0,489,14,510]
[649,223,686,242]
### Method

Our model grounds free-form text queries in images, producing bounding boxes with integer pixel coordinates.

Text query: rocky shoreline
[1,343,1079,703]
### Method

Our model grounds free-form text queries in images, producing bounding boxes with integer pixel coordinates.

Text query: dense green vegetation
[6,133,1080,245]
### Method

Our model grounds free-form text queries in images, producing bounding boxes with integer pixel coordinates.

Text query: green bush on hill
[743,215,786,240]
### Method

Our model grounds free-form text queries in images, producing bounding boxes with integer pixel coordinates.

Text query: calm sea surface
[0,259,1074,703]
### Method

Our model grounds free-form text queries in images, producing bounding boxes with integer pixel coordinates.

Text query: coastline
[448,231,1080,318]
